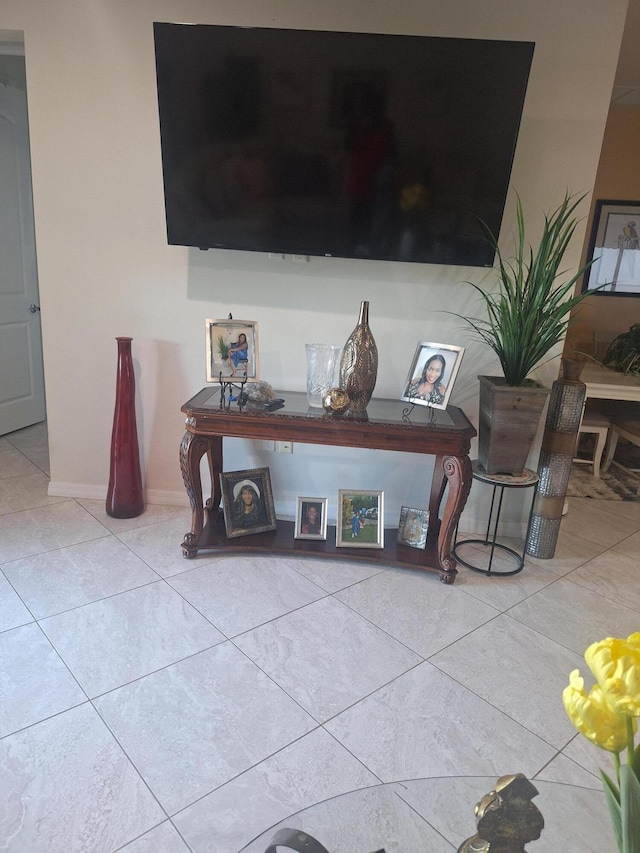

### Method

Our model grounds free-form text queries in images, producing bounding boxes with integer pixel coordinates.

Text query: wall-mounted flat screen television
[153,23,534,266]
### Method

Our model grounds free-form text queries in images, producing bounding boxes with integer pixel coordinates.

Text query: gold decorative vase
[339,301,378,411]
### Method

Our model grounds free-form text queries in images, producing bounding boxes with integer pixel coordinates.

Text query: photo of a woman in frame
[206,319,259,384]
[228,333,249,376]
[401,342,464,412]
[407,352,447,404]
[231,478,266,527]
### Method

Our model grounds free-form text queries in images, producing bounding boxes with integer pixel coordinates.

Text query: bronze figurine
[457,774,545,853]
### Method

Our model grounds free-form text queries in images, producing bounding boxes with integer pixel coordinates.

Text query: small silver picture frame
[397,505,429,549]
[294,497,328,540]
[401,342,464,410]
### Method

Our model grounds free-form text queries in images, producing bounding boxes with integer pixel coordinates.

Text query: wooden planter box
[478,375,549,476]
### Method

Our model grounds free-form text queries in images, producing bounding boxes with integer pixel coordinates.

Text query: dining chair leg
[601,427,619,475]
[593,428,608,478]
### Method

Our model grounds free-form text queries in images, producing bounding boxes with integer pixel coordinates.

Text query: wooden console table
[180,388,476,583]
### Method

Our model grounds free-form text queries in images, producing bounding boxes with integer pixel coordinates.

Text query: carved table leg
[205,435,223,515]
[435,454,473,582]
[180,432,216,558]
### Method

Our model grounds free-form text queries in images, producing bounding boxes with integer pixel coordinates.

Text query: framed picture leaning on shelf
[337,489,384,549]
[206,318,259,382]
[219,467,276,538]
[401,342,464,410]
[397,505,429,549]
[294,497,328,540]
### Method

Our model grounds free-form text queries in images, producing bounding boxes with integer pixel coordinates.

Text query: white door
[0,83,45,436]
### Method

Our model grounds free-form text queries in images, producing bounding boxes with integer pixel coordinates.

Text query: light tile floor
[0,422,637,852]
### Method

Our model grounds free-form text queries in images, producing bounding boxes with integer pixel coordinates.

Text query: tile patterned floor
[0,422,636,851]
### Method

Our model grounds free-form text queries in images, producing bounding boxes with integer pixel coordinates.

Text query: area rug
[567,437,640,501]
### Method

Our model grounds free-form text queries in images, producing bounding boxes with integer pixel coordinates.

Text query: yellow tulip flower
[565,639,640,853]
[563,670,630,753]
[585,633,640,718]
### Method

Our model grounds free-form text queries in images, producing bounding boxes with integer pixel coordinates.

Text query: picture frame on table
[294,497,328,540]
[397,505,429,550]
[206,318,259,382]
[401,342,464,410]
[582,199,640,296]
[219,467,276,538]
[336,489,384,549]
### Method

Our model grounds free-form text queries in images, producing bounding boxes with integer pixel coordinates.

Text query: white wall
[2,0,628,535]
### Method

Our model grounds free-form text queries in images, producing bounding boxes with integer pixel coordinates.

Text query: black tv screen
[153,23,534,266]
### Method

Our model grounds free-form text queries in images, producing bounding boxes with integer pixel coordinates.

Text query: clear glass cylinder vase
[305,344,341,408]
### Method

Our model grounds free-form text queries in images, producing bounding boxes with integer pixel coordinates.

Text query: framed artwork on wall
[401,342,465,410]
[582,199,640,296]
[206,318,259,382]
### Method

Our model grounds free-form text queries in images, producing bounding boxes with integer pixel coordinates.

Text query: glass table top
[187,387,461,430]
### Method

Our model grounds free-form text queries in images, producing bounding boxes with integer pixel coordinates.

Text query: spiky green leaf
[601,769,623,852]
[621,764,640,853]
[455,191,602,385]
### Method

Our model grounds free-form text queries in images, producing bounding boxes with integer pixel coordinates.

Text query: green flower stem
[627,717,636,764]
[617,752,622,786]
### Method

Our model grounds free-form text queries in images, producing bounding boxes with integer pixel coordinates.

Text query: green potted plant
[216,335,230,363]
[603,324,640,375]
[458,192,597,475]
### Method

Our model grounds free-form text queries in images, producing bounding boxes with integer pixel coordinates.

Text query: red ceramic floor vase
[106,337,144,518]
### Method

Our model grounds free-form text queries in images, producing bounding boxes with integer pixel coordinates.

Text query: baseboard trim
[147,489,190,507]
[47,482,190,507]
[47,482,105,500]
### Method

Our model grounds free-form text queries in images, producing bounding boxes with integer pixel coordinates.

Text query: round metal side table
[453,460,539,577]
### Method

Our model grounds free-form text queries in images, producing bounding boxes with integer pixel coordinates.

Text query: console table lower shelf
[185,508,448,574]
[179,388,477,584]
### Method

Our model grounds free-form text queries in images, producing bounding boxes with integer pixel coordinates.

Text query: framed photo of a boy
[219,467,276,538]
[206,319,259,383]
[336,489,384,549]
[294,497,328,540]
[401,342,464,410]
